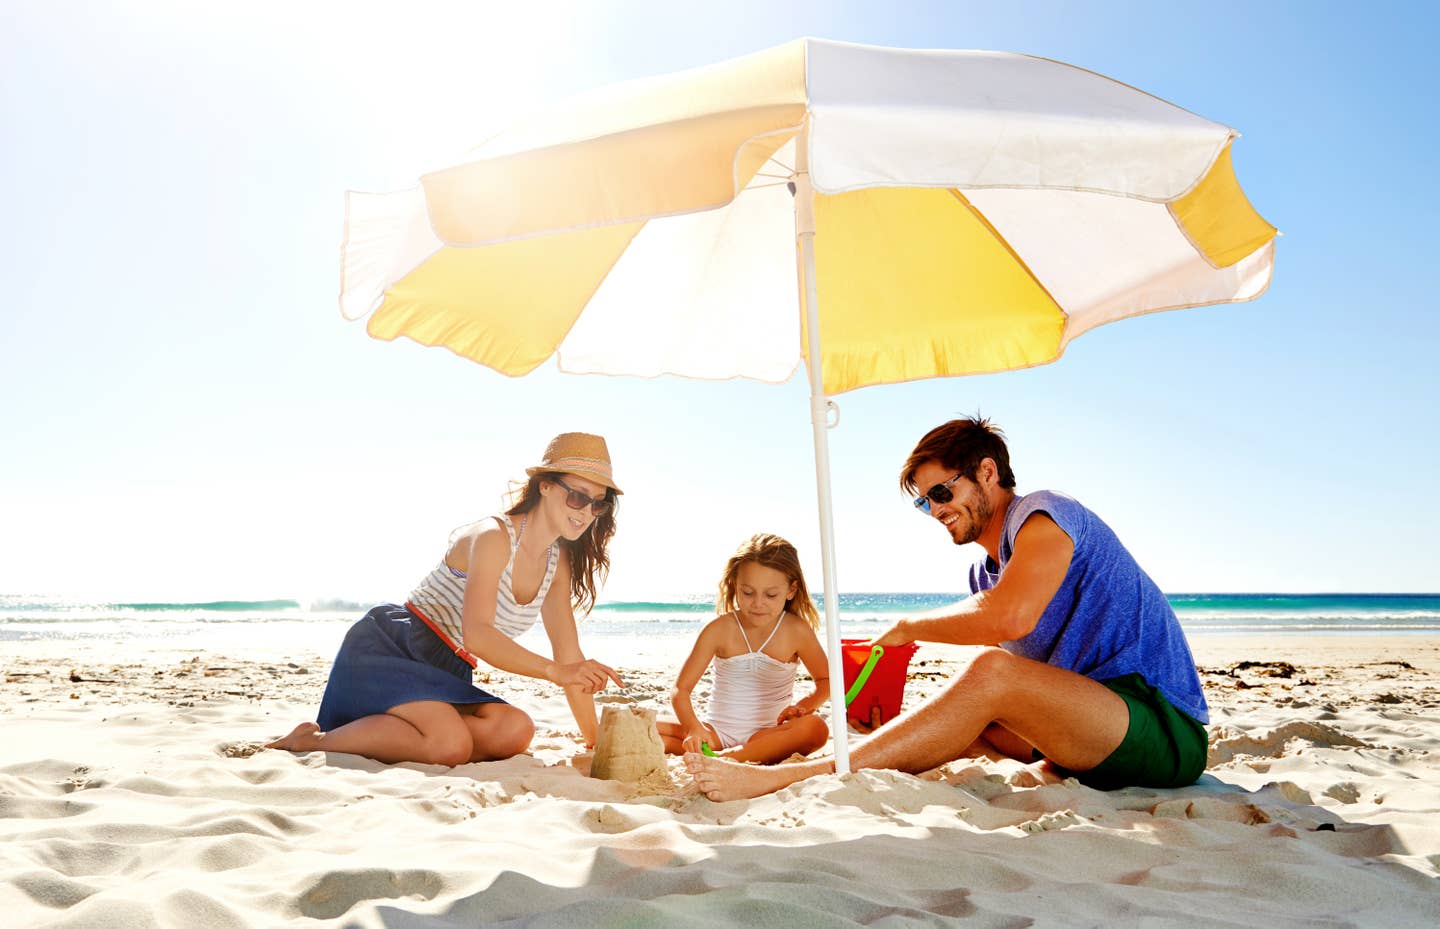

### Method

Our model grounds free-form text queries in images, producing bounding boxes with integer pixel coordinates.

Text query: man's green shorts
[1041,673,1209,790]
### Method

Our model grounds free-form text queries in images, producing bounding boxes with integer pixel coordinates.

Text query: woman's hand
[545,658,625,693]
[776,704,812,724]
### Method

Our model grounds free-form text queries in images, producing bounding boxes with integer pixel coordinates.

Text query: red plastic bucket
[840,638,918,728]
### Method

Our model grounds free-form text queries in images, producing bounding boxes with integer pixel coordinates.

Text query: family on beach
[269,420,1209,800]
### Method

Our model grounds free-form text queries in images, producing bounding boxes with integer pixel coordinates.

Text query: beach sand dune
[3,636,1437,927]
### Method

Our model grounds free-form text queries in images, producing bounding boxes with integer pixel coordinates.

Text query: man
[687,416,1208,801]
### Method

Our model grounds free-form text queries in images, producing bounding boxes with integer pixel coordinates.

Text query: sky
[2,0,1437,605]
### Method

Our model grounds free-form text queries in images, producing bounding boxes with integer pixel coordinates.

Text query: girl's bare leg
[656,719,687,754]
[721,714,829,765]
[688,648,1129,800]
[656,718,721,756]
[265,700,474,766]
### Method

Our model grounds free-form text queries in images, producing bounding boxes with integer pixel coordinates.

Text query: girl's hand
[546,658,625,693]
[682,728,710,754]
[776,704,811,724]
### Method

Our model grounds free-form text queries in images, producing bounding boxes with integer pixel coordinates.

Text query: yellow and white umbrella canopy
[340,38,1274,769]
[342,37,1274,396]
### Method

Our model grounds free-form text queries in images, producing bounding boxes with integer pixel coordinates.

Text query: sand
[3,633,1438,927]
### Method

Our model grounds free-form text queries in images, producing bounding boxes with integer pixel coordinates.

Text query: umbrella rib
[949,189,1067,320]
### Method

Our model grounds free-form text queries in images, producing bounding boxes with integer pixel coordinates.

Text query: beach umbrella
[339,38,1275,771]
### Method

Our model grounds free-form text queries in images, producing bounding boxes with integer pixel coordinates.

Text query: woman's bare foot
[684,752,832,801]
[265,721,321,752]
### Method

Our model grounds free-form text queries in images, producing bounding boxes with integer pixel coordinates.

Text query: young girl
[658,533,830,765]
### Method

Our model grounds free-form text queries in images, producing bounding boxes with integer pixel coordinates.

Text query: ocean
[4,593,1439,651]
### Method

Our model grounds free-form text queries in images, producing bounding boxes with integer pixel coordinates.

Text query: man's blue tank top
[968,490,1208,723]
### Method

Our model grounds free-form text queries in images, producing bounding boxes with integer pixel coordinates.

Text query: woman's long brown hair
[506,473,616,615]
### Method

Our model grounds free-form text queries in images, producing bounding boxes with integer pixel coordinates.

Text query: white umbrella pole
[793,126,851,775]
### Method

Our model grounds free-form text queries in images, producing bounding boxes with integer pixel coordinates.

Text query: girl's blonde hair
[715,533,820,630]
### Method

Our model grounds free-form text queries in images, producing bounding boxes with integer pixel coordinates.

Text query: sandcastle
[590,705,665,782]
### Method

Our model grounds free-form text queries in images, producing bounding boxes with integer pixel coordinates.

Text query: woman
[267,432,625,765]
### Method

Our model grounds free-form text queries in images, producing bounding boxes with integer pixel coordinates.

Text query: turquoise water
[3,592,1438,643]
[590,592,1440,636]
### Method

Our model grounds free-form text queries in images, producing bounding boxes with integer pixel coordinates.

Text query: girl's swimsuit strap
[729,610,787,658]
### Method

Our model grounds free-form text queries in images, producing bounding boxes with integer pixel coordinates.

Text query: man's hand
[849,705,886,734]
[868,619,914,649]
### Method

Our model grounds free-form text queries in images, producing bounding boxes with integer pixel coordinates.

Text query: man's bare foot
[684,752,831,801]
[265,721,321,752]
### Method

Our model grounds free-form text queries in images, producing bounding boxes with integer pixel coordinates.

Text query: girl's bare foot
[684,752,831,801]
[265,721,321,752]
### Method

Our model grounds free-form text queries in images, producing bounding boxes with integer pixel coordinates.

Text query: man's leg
[969,724,1036,762]
[687,647,1130,801]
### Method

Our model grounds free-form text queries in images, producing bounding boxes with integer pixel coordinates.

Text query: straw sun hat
[525,432,623,495]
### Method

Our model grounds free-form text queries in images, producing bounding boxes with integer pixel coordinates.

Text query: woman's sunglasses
[551,476,613,516]
[912,473,962,514]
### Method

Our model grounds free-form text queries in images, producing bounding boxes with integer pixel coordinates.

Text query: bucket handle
[844,645,885,707]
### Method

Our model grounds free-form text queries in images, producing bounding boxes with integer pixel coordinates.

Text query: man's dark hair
[900,415,1017,494]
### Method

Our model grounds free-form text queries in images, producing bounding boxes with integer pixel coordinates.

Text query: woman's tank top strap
[405,514,560,661]
[491,512,559,639]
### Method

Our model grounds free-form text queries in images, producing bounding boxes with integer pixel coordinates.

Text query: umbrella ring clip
[810,397,840,430]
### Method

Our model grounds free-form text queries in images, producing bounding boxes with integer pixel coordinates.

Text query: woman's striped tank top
[405,514,559,664]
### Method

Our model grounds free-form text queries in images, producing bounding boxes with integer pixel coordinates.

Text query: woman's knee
[472,704,535,759]
[387,702,475,766]
[429,726,476,768]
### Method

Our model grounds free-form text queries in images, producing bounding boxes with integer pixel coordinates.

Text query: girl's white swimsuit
[705,611,798,748]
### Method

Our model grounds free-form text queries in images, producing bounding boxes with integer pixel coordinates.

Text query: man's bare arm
[877,513,1074,646]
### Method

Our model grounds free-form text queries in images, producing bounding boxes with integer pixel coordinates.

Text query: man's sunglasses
[551,476,613,516]
[912,473,963,514]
